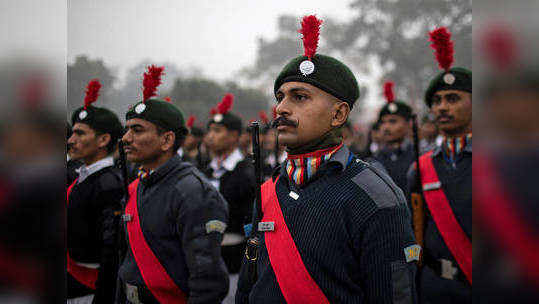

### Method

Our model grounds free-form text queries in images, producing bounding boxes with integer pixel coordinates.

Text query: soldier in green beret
[117,66,229,304]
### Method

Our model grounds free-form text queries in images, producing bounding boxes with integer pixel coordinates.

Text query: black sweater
[237,146,418,303]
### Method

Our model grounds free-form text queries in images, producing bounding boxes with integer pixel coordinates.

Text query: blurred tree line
[68,0,471,126]
[241,0,471,116]
[68,56,269,127]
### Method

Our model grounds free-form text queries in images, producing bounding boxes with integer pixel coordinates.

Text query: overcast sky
[68,0,356,82]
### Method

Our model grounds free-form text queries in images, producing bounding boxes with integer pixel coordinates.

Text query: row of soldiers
[66,15,471,304]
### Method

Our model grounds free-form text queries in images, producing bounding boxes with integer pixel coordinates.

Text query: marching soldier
[67,79,124,303]
[236,15,418,303]
[374,81,415,192]
[117,66,229,303]
[407,27,472,303]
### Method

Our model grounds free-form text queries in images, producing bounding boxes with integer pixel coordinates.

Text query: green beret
[274,54,360,108]
[208,112,243,133]
[425,67,472,107]
[126,98,187,135]
[71,105,123,142]
[378,101,413,121]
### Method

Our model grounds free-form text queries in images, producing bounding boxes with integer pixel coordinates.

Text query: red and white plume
[299,15,323,60]
[259,111,269,124]
[217,93,234,114]
[142,65,165,101]
[84,79,101,109]
[429,27,454,71]
[186,115,196,129]
[272,106,277,120]
[383,81,395,104]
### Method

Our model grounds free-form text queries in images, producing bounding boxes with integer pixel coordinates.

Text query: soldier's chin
[277,133,296,147]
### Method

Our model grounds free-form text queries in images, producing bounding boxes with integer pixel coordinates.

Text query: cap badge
[78,110,88,120]
[443,73,456,85]
[299,60,315,76]
[388,103,398,113]
[135,103,146,114]
[213,114,223,123]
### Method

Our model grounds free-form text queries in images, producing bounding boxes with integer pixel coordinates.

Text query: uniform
[67,157,123,302]
[407,141,471,303]
[118,155,230,303]
[374,140,415,192]
[237,145,418,303]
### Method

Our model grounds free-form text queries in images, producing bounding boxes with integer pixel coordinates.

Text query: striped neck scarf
[137,166,151,181]
[286,143,343,186]
[444,133,472,163]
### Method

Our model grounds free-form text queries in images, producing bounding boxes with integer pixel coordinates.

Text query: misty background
[68,0,471,129]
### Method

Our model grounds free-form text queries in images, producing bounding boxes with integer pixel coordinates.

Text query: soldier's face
[67,123,108,164]
[183,134,200,150]
[431,90,472,136]
[274,82,349,149]
[122,118,168,164]
[206,124,239,155]
[380,114,410,144]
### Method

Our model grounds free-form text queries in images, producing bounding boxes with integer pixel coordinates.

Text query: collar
[432,135,473,157]
[76,156,114,183]
[177,147,184,158]
[141,154,182,185]
[279,144,350,178]
[381,138,412,154]
[210,148,244,172]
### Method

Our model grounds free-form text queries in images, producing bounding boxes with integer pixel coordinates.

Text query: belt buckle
[440,259,458,280]
[125,283,142,304]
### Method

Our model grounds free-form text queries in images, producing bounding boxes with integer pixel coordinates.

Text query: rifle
[245,121,263,285]
[410,114,425,266]
[115,140,130,303]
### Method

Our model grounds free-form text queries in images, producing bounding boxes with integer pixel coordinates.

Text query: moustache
[271,116,298,128]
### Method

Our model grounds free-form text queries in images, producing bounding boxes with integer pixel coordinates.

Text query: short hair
[156,125,187,153]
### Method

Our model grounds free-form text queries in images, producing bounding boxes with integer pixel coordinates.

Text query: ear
[330,101,350,128]
[97,133,111,150]
[160,131,176,152]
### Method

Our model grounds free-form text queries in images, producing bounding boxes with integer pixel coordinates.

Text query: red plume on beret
[142,65,165,101]
[84,79,101,109]
[272,106,277,120]
[259,111,269,124]
[186,115,196,128]
[429,27,454,71]
[299,15,323,60]
[383,81,395,104]
[209,107,217,116]
[217,93,234,114]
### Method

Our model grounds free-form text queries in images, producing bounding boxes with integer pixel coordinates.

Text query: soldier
[236,15,418,303]
[179,115,210,170]
[117,66,229,303]
[407,27,472,303]
[205,94,255,276]
[67,79,124,303]
[374,81,415,192]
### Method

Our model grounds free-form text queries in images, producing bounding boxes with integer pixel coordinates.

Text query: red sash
[125,178,187,303]
[419,152,472,284]
[66,179,99,290]
[261,178,329,303]
[475,155,539,286]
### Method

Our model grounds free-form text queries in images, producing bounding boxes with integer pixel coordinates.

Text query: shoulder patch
[404,244,421,262]
[206,220,227,234]
[352,168,402,208]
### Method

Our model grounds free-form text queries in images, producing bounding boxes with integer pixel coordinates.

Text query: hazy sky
[68,0,355,82]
